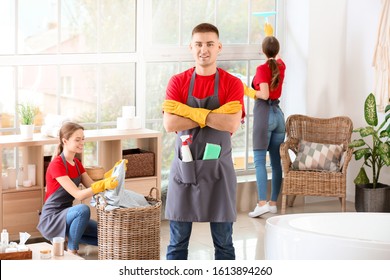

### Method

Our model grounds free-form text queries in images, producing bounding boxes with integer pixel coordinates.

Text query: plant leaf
[354,167,370,185]
[17,103,38,125]
[364,93,378,126]
[352,128,364,133]
[380,126,389,138]
[359,126,376,137]
[348,139,366,148]
[364,153,372,167]
[385,104,390,113]
[379,142,390,166]
[354,148,371,160]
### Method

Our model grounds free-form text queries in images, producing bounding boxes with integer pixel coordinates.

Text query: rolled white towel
[41,125,61,138]
[44,114,70,127]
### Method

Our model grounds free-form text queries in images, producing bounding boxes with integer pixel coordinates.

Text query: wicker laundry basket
[95,187,161,260]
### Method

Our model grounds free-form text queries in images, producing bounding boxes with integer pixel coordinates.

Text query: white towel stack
[41,114,71,137]
[117,106,141,130]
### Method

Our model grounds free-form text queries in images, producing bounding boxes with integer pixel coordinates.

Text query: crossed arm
[162,100,242,134]
[163,111,242,134]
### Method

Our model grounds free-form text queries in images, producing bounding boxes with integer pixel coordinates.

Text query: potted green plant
[349,93,390,212]
[17,103,39,139]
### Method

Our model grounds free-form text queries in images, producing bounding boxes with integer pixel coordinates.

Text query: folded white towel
[41,114,70,138]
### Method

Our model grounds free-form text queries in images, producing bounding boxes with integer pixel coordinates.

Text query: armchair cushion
[291,140,344,172]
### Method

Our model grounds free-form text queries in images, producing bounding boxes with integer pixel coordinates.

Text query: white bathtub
[265,212,390,260]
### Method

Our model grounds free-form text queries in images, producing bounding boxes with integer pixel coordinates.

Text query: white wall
[281,0,309,114]
[283,0,389,202]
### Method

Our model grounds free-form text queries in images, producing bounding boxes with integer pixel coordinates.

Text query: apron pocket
[175,160,197,184]
[194,158,221,183]
[174,155,223,185]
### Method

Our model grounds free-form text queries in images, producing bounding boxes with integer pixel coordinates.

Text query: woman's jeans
[254,107,285,202]
[66,204,98,250]
[167,221,235,260]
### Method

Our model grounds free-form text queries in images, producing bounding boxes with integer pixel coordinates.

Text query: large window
[143,0,280,181]
[0,0,281,181]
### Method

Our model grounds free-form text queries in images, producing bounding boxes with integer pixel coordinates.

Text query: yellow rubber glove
[264,22,274,37]
[91,177,118,194]
[212,101,242,114]
[162,100,211,128]
[104,159,128,178]
[243,83,257,99]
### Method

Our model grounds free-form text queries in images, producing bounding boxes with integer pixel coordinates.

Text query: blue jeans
[66,204,98,251]
[166,221,235,260]
[254,107,285,202]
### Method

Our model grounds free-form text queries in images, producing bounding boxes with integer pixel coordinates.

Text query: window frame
[0,0,284,176]
[142,0,284,176]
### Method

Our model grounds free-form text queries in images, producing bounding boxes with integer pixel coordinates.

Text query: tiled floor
[78,199,355,260]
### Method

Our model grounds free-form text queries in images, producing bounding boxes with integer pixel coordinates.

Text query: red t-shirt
[251,59,286,100]
[44,155,85,201]
[166,68,246,118]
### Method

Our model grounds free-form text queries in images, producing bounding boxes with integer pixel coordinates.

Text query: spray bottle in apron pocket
[180,135,193,162]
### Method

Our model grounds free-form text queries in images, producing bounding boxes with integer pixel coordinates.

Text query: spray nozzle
[180,135,192,145]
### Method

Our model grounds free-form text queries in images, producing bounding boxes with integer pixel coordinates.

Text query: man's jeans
[166,220,235,260]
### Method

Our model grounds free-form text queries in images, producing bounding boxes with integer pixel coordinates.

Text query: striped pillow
[292,140,344,172]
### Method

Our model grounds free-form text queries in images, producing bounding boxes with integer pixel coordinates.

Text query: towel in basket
[90,159,149,210]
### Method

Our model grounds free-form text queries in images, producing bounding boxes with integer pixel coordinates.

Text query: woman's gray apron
[253,99,281,150]
[165,69,237,222]
[37,153,81,241]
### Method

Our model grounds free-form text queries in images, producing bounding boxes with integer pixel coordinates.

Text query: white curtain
[372,0,390,111]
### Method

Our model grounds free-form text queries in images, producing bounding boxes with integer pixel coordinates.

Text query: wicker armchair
[280,114,353,214]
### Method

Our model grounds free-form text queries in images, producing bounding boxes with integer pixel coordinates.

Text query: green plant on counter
[349,93,390,188]
[17,103,39,125]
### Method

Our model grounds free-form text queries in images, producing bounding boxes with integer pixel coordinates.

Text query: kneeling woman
[37,122,118,255]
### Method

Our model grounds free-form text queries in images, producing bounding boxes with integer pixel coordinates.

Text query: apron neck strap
[189,68,219,98]
[60,153,81,176]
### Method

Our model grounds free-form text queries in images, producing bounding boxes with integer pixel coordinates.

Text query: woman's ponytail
[52,143,63,160]
[262,36,281,90]
[268,59,280,90]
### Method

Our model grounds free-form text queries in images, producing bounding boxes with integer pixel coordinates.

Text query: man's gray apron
[37,153,81,241]
[165,69,237,222]
[253,98,281,150]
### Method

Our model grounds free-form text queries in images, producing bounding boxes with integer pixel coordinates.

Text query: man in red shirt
[162,23,245,260]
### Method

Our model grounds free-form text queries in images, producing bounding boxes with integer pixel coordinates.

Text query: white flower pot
[20,124,34,140]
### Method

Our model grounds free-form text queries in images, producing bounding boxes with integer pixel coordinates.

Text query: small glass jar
[40,249,51,259]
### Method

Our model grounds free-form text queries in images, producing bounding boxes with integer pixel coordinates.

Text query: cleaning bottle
[1,229,9,247]
[179,135,193,162]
